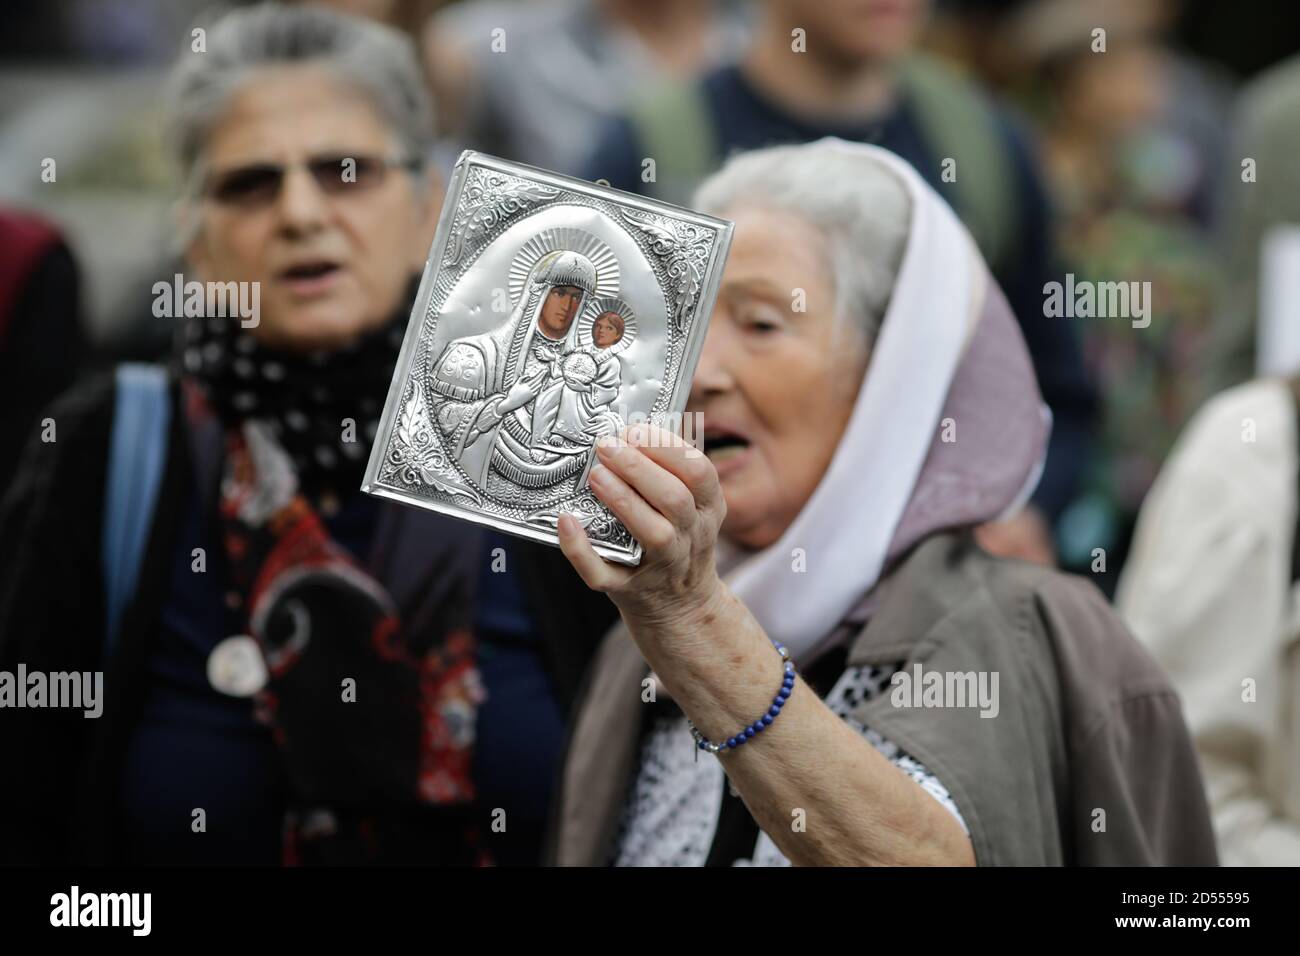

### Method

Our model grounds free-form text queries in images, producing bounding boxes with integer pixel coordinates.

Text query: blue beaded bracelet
[688,640,795,759]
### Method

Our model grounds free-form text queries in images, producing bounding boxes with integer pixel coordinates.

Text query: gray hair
[167,3,435,196]
[693,140,912,343]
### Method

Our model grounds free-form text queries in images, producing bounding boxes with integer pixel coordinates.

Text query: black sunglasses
[204,154,421,207]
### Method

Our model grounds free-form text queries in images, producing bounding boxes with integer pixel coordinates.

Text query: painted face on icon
[539,284,583,338]
[593,312,625,349]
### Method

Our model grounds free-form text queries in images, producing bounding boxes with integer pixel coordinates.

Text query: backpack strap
[102,363,172,658]
[898,54,1018,272]
[625,79,720,206]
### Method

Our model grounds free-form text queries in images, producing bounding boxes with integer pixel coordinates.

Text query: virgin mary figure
[428,238,616,490]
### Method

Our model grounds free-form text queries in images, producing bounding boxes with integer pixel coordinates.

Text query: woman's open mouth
[278,259,343,296]
[703,428,753,476]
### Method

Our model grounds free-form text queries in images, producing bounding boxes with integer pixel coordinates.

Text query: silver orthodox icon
[362,151,734,565]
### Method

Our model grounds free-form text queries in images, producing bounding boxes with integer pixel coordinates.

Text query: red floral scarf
[184,378,488,864]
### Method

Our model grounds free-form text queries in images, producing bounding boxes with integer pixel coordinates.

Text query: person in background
[0,210,86,496]
[1117,373,1300,865]
[291,0,449,145]
[425,0,752,175]
[548,139,1215,867]
[0,3,618,867]
[1003,0,1231,227]
[1117,58,1300,865]
[1205,54,1300,397]
[1003,0,1226,587]
[581,0,1097,566]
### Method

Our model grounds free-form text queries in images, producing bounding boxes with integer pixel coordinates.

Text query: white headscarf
[716,140,1050,664]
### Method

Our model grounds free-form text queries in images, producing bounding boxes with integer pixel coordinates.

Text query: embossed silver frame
[362,151,733,565]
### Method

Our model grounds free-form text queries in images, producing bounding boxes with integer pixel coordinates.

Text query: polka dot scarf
[176,283,413,495]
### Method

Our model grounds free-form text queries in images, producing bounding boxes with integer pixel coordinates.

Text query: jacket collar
[551,624,648,865]
[846,531,980,668]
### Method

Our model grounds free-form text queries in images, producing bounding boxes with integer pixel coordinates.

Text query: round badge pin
[207,635,268,697]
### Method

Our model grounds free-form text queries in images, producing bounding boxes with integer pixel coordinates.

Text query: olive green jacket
[548,532,1218,866]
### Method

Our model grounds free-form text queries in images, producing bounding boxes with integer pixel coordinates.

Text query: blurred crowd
[1,0,1299,867]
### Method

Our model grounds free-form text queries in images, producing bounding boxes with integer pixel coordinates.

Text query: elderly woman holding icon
[550,139,1217,867]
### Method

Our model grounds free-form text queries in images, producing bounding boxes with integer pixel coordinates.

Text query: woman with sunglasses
[0,5,542,865]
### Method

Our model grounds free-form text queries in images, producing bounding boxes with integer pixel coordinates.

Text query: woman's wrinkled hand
[558,423,728,630]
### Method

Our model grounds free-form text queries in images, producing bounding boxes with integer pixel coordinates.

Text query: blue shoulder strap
[102,363,171,658]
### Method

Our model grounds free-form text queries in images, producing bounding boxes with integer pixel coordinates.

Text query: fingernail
[589,463,608,484]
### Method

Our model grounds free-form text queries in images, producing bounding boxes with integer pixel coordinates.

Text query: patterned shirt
[612,654,967,866]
